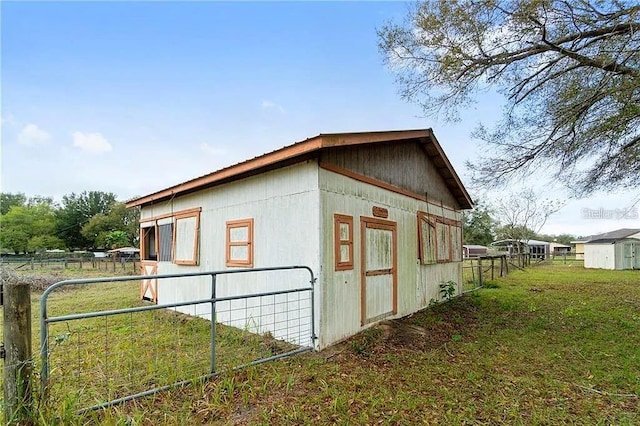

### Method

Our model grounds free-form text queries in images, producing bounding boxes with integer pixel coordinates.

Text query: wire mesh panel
[40,267,315,412]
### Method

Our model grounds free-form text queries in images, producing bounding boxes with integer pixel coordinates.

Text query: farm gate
[39,266,315,413]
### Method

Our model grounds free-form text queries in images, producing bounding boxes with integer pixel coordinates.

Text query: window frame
[139,207,201,265]
[140,223,158,261]
[417,212,437,265]
[334,214,354,271]
[226,218,254,267]
[417,211,462,265]
[173,209,201,266]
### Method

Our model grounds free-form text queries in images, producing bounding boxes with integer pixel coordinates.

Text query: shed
[126,129,473,349]
[583,229,640,270]
[463,245,487,258]
[549,242,571,255]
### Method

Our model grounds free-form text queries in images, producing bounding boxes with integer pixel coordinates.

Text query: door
[622,243,635,270]
[635,243,640,270]
[140,261,158,303]
[361,217,397,325]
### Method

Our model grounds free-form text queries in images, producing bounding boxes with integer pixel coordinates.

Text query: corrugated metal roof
[574,228,640,243]
[586,237,640,244]
[126,129,473,210]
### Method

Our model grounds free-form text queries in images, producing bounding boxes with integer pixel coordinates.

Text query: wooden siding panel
[320,142,460,209]
[140,162,321,347]
[319,167,462,347]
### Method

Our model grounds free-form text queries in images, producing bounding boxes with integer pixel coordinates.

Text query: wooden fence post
[3,281,33,423]
[490,258,495,281]
[478,257,483,287]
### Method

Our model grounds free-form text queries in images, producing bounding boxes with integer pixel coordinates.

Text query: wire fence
[0,257,139,274]
[40,266,315,413]
[462,254,540,291]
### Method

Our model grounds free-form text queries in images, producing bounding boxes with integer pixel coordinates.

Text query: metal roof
[586,237,640,244]
[126,129,473,209]
[573,228,640,243]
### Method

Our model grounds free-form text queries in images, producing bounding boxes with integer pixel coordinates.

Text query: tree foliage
[462,202,497,245]
[0,191,138,253]
[0,193,27,215]
[0,203,63,254]
[378,0,640,195]
[492,188,564,247]
[56,191,118,249]
[81,202,139,249]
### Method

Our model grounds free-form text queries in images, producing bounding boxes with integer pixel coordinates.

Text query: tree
[462,202,496,245]
[103,231,130,249]
[492,188,564,251]
[536,232,576,245]
[81,202,139,249]
[0,203,60,254]
[56,191,118,249]
[0,193,27,215]
[378,1,640,195]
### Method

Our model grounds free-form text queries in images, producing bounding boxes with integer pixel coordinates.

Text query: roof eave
[126,129,474,210]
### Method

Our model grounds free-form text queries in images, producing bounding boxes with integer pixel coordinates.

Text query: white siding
[318,167,462,348]
[140,161,320,346]
[584,244,616,269]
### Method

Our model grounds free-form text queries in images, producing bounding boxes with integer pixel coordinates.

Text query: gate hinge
[0,342,5,359]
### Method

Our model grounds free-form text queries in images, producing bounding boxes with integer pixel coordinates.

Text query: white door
[361,217,397,325]
[622,243,635,270]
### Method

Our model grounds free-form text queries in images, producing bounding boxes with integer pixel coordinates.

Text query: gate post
[3,281,33,424]
[210,274,217,374]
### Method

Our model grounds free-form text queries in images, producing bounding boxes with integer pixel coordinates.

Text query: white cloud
[261,100,285,113]
[72,131,112,154]
[18,123,51,146]
[1,114,18,128]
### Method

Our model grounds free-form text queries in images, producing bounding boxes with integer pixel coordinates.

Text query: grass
[2,264,640,424]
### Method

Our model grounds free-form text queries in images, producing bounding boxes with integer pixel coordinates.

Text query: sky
[1,1,638,238]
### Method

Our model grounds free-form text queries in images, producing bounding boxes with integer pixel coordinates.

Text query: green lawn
[3,264,639,424]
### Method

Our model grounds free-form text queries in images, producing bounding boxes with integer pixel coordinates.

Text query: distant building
[581,228,640,270]
[549,242,571,255]
[462,244,487,258]
[490,239,550,259]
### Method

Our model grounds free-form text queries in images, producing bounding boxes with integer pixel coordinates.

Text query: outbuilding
[463,244,487,258]
[126,129,473,349]
[583,229,640,270]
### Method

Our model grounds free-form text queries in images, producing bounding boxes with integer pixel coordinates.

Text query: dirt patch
[335,295,482,357]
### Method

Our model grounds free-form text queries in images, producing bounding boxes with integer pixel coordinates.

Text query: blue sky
[2,1,637,236]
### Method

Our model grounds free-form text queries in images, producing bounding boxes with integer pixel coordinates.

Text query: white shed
[584,229,640,269]
[126,129,473,349]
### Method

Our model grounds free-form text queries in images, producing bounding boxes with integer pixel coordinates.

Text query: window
[417,211,462,264]
[141,225,157,261]
[226,218,254,267]
[139,207,201,265]
[158,223,173,262]
[436,221,451,262]
[417,212,436,265]
[334,214,354,270]
[451,225,462,261]
[174,210,200,265]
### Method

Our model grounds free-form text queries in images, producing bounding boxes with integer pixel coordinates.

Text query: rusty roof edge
[126,128,471,209]
[423,130,474,209]
[125,134,326,208]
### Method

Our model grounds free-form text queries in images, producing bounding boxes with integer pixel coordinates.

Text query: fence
[2,265,315,418]
[0,256,139,274]
[462,253,537,291]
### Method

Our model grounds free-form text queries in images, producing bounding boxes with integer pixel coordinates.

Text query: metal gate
[40,266,315,412]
